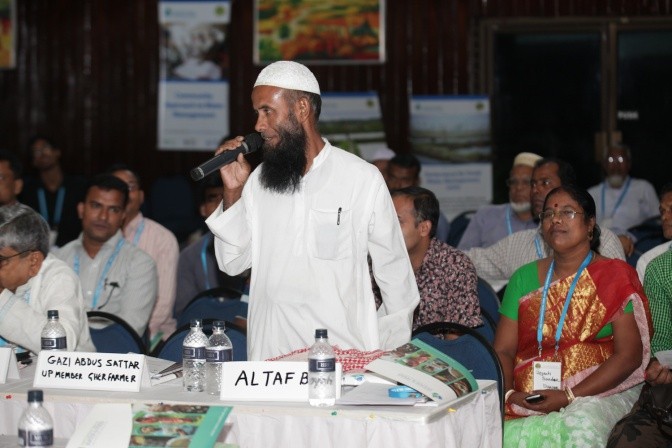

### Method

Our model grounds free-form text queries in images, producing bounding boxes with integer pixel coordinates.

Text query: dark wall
[0,0,669,188]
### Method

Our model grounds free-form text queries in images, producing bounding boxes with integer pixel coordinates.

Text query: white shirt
[54,231,158,337]
[465,225,626,291]
[588,177,659,238]
[0,254,95,354]
[636,241,672,282]
[207,141,420,361]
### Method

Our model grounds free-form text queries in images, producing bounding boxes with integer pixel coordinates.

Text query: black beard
[259,118,307,194]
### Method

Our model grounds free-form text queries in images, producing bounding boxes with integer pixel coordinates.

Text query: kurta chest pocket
[308,207,352,260]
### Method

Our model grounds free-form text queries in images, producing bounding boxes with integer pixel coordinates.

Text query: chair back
[176,293,248,329]
[473,310,496,344]
[477,276,501,326]
[446,209,475,247]
[627,216,665,267]
[154,319,247,363]
[412,321,504,421]
[87,311,146,355]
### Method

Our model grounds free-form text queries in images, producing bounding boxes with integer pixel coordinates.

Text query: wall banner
[158,0,231,151]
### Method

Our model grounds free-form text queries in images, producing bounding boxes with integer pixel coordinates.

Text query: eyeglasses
[505,178,531,187]
[607,156,626,165]
[31,145,53,155]
[539,209,584,222]
[0,249,34,268]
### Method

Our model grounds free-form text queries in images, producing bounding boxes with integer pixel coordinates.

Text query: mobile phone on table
[524,393,545,404]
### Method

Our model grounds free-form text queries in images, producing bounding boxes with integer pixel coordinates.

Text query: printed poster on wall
[410,95,491,162]
[320,92,387,160]
[158,0,231,151]
[0,0,15,69]
[255,0,385,65]
[419,160,492,221]
[409,95,493,219]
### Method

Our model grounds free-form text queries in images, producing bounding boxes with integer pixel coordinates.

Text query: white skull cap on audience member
[254,61,321,95]
[370,148,395,162]
[513,152,542,168]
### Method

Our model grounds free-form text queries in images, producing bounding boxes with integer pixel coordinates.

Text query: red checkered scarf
[268,346,385,372]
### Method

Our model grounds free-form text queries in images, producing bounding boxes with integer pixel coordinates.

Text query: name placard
[33,352,147,392]
[220,361,342,402]
[0,347,20,384]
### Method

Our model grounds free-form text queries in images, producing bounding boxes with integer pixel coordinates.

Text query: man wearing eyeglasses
[465,158,625,291]
[0,204,95,354]
[458,152,542,250]
[587,144,659,257]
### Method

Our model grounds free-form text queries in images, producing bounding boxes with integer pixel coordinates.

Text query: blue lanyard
[74,238,125,309]
[0,290,31,349]
[38,187,65,226]
[201,233,213,290]
[131,218,145,246]
[534,234,544,259]
[601,177,631,219]
[537,251,593,357]
[505,204,513,235]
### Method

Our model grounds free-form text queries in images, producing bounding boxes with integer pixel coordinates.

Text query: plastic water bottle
[40,310,66,351]
[205,320,233,396]
[182,319,209,392]
[18,389,53,447]
[308,328,336,407]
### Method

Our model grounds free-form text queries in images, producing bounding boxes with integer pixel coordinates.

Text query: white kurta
[207,141,420,361]
[0,254,95,354]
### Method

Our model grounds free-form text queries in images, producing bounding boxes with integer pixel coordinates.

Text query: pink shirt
[124,213,178,340]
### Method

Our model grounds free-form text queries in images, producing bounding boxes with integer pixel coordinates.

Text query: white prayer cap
[369,147,395,162]
[513,152,542,168]
[254,61,321,95]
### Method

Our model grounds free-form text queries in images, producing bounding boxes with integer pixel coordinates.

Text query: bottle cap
[27,389,43,403]
[190,318,202,328]
[315,329,328,338]
[47,310,59,319]
[213,320,226,330]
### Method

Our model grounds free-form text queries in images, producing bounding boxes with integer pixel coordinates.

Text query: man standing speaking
[207,61,419,361]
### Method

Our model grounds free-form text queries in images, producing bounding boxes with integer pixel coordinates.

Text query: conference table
[0,363,502,447]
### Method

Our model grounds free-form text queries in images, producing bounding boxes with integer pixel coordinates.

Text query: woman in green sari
[494,185,652,447]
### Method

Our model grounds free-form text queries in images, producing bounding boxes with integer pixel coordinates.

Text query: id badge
[533,361,562,390]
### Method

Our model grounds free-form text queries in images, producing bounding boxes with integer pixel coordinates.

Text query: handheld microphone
[190,133,265,181]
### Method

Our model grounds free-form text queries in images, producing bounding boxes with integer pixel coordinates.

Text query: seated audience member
[588,143,659,257]
[607,246,672,447]
[21,135,87,247]
[0,204,95,353]
[466,158,626,291]
[458,152,541,250]
[109,164,178,342]
[387,153,450,242]
[0,149,24,207]
[373,186,482,330]
[53,174,157,337]
[175,174,248,316]
[495,185,651,447]
[635,182,672,282]
[367,147,395,184]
